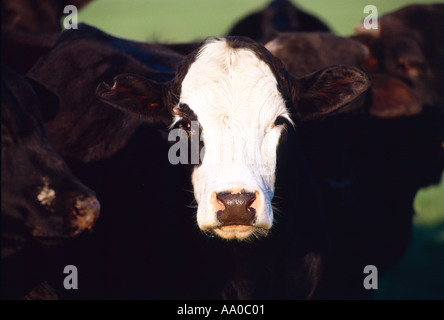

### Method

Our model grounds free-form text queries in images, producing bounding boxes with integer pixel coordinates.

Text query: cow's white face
[175,39,292,240]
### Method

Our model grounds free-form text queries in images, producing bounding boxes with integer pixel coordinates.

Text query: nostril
[74,199,86,216]
[246,193,257,208]
[65,194,100,236]
[215,191,258,226]
[74,196,100,219]
[211,192,226,212]
[247,207,256,215]
[216,192,230,207]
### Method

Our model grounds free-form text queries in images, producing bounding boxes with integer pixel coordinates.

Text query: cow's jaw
[178,38,291,241]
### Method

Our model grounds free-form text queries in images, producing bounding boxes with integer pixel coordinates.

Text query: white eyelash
[282,113,295,127]
[169,114,183,130]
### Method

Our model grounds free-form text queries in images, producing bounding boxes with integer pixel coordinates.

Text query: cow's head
[354,4,444,107]
[97,37,369,241]
[2,66,100,258]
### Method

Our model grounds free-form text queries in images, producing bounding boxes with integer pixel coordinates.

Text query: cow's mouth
[212,224,269,241]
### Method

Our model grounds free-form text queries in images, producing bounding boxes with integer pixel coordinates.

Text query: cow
[95,36,370,298]
[351,3,444,196]
[354,4,444,109]
[96,36,368,241]
[1,29,58,75]
[264,31,444,298]
[27,23,369,298]
[1,66,100,299]
[265,32,424,118]
[27,24,184,162]
[227,0,330,43]
[1,0,93,75]
[24,23,190,299]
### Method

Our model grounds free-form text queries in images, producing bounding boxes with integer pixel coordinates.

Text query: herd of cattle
[2,0,444,300]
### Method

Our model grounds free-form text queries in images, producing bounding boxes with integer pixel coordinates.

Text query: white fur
[179,39,290,240]
[37,177,56,208]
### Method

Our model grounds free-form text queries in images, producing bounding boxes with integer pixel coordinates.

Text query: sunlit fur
[36,176,56,209]
[178,38,292,240]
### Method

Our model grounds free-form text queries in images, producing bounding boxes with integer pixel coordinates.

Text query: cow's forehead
[178,38,289,128]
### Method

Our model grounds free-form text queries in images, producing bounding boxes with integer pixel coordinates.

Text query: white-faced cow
[27,26,366,299]
[97,36,369,243]
[93,36,369,299]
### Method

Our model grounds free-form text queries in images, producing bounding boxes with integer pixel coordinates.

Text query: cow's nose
[74,196,100,217]
[216,191,257,226]
[72,195,100,232]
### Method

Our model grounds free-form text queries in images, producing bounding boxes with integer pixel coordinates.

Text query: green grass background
[77,0,443,42]
[77,0,444,299]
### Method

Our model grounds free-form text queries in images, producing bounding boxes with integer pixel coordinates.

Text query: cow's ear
[290,66,370,121]
[96,73,170,122]
[369,74,422,118]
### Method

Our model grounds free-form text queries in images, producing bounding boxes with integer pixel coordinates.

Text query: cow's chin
[211,225,270,241]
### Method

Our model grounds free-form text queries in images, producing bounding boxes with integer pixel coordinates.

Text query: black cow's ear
[96,73,170,122]
[290,66,370,121]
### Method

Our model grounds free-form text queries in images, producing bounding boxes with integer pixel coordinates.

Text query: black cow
[265,32,424,118]
[354,4,444,109]
[1,0,93,75]
[27,24,184,162]
[25,24,190,299]
[265,31,444,298]
[227,0,330,43]
[350,3,444,192]
[1,66,100,299]
[1,29,58,75]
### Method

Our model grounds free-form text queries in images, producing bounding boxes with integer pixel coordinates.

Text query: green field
[77,0,443,42]
[374,175,444,299]
[77,0,444,299]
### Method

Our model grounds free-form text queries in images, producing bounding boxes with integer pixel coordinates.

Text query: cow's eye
[274,116,287,127]
[178,119,191,132]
